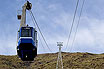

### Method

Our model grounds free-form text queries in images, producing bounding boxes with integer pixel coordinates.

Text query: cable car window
[33,29,35,40]
[21,28,31,37]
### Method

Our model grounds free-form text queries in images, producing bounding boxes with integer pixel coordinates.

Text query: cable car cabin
[17,27,37,61]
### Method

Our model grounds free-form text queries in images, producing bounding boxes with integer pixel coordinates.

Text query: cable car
[17,1,37,61]
[17,26,37,61]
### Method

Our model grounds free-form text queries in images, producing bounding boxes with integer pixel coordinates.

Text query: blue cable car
[17,1,38,61]
[17,26,37,61]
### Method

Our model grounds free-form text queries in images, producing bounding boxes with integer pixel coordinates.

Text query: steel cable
[65,0,80,51]
[69,0,86,52]
[29,10,52,52]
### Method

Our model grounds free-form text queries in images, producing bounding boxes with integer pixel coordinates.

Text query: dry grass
[0,52,104,69]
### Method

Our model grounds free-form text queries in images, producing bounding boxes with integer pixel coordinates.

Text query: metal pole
[20,1,32,28]
[20,3,27,28]
[56,42,63,69]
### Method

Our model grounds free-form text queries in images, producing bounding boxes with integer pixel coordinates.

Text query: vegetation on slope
[0,52,104,69]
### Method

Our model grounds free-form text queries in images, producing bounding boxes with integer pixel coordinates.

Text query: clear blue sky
[0,0,104,55]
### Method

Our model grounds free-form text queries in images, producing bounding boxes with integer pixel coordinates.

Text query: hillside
[0,52,104,69]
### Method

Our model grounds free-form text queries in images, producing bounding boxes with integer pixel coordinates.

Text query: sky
[0,0,104,55]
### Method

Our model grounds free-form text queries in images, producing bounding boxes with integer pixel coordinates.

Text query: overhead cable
[29,11,46,52]
[29,10,52,52]
[65,0,80,51]
[69,0,86,52]
[38,34,46,52]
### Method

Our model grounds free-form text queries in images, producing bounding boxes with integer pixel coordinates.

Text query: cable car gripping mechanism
[26,1,32,10]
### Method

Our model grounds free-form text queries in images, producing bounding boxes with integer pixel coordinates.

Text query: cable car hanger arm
[20,1,32,28]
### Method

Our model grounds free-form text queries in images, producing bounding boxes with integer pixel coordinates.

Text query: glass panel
[29,29,31,37]
[21,28,31,37]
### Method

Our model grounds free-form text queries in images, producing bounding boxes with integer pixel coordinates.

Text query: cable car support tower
[56,42,63,69]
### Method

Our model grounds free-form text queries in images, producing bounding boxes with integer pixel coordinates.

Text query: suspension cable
[69,0,86,52]
[38,33,46,52]
[65,0,80,51]
[29,10,52,52]
[29,11,36,28]
[29,11,46,52]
